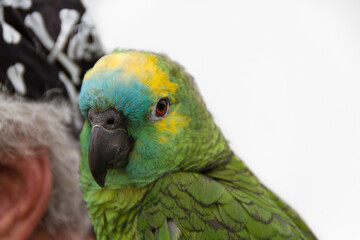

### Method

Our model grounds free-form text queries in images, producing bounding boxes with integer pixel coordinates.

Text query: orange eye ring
[155,98,169,117]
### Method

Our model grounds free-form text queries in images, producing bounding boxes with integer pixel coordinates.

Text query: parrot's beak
[88,109,134,187]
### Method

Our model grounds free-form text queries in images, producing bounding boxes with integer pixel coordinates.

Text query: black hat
[0,0,104,134]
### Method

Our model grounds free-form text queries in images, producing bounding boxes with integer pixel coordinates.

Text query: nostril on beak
[88,108,126,130]
[107,118,114,125]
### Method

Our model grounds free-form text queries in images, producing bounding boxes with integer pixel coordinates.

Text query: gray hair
[0,94,91,237]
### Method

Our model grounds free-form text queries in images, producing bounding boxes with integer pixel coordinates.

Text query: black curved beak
[88,109,134,187]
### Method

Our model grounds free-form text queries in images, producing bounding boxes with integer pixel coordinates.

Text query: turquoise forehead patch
[79,69,154,124]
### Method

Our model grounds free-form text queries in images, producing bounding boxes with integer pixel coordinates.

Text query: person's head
[0,0,106,238]
[0,0,104,238]
[0,95,95,240]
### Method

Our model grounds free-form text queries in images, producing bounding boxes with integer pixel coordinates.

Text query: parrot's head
[79,50,232,189]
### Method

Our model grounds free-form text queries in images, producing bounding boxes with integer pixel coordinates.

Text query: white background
[82,1,360,239]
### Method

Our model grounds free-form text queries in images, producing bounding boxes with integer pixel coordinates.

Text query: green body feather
[79,50,316,240]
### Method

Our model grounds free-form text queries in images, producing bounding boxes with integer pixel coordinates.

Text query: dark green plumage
[139,156,315,240]
[78,50,316,240]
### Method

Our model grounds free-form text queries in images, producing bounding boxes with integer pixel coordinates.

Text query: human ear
[0,147,52,240]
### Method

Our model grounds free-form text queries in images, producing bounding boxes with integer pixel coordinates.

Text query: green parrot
[78,50,316,240]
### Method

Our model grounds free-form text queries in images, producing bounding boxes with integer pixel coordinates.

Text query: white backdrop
[82,1,360,239]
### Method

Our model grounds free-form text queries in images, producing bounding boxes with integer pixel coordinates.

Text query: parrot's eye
[149,97,169,121]
[156,98,168,117]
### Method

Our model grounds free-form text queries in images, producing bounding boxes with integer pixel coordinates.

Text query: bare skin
[0,149,95,240]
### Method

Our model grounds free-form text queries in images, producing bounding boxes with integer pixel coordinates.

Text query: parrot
[78,50,317,240]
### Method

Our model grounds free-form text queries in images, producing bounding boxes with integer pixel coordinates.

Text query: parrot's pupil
[158,102,165,111]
